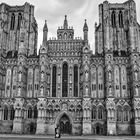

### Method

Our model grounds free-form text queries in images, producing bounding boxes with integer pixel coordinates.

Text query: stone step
[0,134,140,140]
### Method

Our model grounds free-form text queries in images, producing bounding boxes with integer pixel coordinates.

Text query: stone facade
[0,0,140,135]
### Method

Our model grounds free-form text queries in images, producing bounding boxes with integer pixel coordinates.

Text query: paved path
[0,134,140,140]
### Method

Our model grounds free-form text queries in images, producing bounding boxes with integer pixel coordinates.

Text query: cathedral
[0,0,140,135]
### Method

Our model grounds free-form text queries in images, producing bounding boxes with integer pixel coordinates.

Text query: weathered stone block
[135,123,140,135]
[12,119,24,134]
[82,122,91,135]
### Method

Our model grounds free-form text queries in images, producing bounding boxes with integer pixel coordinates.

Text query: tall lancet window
[10,106,15,120]
[111,11,116,28]
[4,106,8,120]
[10,13,15,30]
[74,65,78,97]
[52,65,57,97]
[119,11,123,28]
[62,63,68,97]
[17,13,22,30]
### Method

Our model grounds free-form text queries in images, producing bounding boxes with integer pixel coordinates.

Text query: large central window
[62,63,68,97]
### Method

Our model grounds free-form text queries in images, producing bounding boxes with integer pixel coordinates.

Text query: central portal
[59,114,72,134]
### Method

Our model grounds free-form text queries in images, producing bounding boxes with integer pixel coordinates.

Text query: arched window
[117,106,122,121]
[28,69,33,98]
[92,106,96,120]
[59,35,62,39]
[74,65,78,97]
[12,67,17,97]
[28,107,32,118]
[64,33,67,40]
[69,34,72,39]
[52,65,57,97]
[114,65,121,97]
[98,66,104,98]
[124,107,129,121]
[62,63,68,97]
[119,11,123,28]
[33,106,38,119]
[111,11,116,28]
[4,106,8,120]
[91,67,97,98]
[10,106,15,120]
[98,107,103,120]
[76,109,80,119]
[10,13,15,30]
[17,13,22,30]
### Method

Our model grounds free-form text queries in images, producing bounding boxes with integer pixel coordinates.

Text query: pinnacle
[43,20,48,31]
[83,19,88,31]
[63,15,68,29]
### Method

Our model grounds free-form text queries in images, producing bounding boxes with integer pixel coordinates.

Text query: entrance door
[95,125,104,135]
[59,114,72,134]
[30,122,36,134]
[96,126,100,135]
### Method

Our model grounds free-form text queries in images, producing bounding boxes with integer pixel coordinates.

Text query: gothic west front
[0,0,140,136]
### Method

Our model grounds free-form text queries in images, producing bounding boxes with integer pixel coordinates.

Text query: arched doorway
[96,126,100,135]
[93,123,104,135]
[30,122,36,134]
[59,114,72,134]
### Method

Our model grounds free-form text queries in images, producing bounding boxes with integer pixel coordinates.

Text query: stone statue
[108,71,111,81]
[85,71,88,81]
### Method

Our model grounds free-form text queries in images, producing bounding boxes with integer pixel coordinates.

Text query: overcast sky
[3,0,140,52]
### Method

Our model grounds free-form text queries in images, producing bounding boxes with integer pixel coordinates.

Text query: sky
[2,0,140,52]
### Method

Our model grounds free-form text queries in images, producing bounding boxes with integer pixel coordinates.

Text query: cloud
[35,0,87,23]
